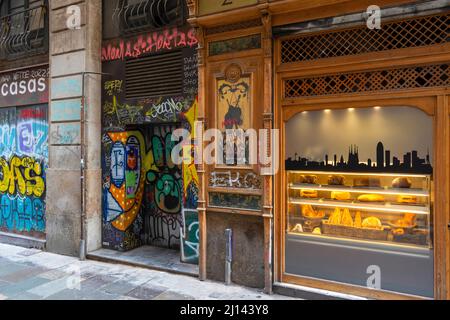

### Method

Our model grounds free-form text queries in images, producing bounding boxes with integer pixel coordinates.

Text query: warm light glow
[287,231,429,250]
[348,108,355,112]
[287,170,429,178]
[374,106,381,110]
[288,184,429,197]
[289,198,429,215]
[324,109,331,113]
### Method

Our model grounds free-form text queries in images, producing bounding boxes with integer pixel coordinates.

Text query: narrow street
[0,244,292,300]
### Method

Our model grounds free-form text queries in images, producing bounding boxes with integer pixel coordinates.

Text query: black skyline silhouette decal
[286,142,433,174]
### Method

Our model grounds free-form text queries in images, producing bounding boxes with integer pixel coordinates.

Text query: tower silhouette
[377,142,384,168]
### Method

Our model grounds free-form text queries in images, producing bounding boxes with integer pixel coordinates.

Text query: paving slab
[0,243,294,301]
[0,276,50,297]
[126,284,169,300]
[0,266,48,283]
[153,290,196,300]
[80,274,120,291]
[27,276,72,298]
[101,280,140,295]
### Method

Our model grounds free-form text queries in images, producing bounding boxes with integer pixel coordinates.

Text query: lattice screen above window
[284,64,449,98]
[281,13,450,64]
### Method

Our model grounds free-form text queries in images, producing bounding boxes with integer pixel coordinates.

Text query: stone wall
[46,0,102,256]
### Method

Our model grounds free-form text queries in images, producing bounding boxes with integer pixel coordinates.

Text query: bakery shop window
[284,106,434,298]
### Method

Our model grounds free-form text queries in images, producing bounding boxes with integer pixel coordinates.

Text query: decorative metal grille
[281,13,450,64]
[112,0,185,35]
[205,18,262,36]
[284,64,449,98]
[0,4,48,59]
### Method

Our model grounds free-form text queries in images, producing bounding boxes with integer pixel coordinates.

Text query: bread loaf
[358,194,385,202]
[354,178,381,188]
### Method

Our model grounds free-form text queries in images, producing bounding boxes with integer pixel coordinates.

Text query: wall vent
[125,50,183,99]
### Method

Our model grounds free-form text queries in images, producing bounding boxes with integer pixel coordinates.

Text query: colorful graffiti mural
[102,38,199,263]
[0,105,48,237]
[102,101,200,262]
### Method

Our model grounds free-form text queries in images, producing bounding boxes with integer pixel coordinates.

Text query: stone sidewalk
[0,243,293,300]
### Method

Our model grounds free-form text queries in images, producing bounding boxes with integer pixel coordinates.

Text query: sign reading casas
[0,66,49,107]
[198,0,258,16]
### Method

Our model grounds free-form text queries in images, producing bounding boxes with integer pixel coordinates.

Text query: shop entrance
[94,122,198,276]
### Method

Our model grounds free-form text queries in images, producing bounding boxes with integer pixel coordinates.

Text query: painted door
[0,105,48,238]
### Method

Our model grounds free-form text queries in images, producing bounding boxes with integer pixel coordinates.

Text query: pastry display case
[287,171,432,248]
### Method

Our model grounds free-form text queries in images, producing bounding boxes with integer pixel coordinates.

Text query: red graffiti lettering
[101,28,198,62]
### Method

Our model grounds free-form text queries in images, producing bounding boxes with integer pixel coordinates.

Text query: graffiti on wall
[0,105,48,236]
[209,171,261,190]
[102,99,200,261]
[180,208,199,262]
[101,27,198,62]
[102,40,200,262]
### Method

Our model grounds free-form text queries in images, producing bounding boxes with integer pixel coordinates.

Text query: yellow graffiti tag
[0,156,45,198]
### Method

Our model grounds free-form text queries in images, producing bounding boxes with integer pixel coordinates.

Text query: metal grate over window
[281,13,450,64]
[125,50,183,99]
[284,64,449,98]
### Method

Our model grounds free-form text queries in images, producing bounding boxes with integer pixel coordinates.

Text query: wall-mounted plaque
[198,0,258,16]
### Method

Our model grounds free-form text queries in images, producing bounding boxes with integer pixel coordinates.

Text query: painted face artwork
[218,80,250,130]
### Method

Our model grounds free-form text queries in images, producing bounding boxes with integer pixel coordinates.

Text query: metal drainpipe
[79,72,111,261]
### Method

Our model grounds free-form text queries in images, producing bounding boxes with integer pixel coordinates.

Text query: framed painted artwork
[215,64,253,169]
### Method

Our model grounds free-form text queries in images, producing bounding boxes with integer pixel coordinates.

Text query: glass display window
[283,106,435,298]
[287,171,432,248]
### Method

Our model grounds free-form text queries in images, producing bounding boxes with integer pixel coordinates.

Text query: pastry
[358,194,385,202]
[393,228,405,236]
[331,191,351,201]
[292,224,304,233]
[362,217,383,230]
[354,211,362,228]
[301,205,325,218]
[313,228,322,235]
[341,208,354,227]
[301,189,318,198]
[301,205,315,217]
[404,213,417,224]
[354,178,381,188]
[390,213,417,228]
[328,208,342,225]
[397,195,417,204]
[392,177,412,189]
[328,175,345,186]
[300,175,318,184]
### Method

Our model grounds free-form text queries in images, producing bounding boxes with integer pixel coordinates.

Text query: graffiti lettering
[101,28,198,62]
[209,171,262,189]
[0,195,45,233]
[0,156,45,198]
[146,98,184,121]
[104,80,123,96]
[0,105,47,235]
